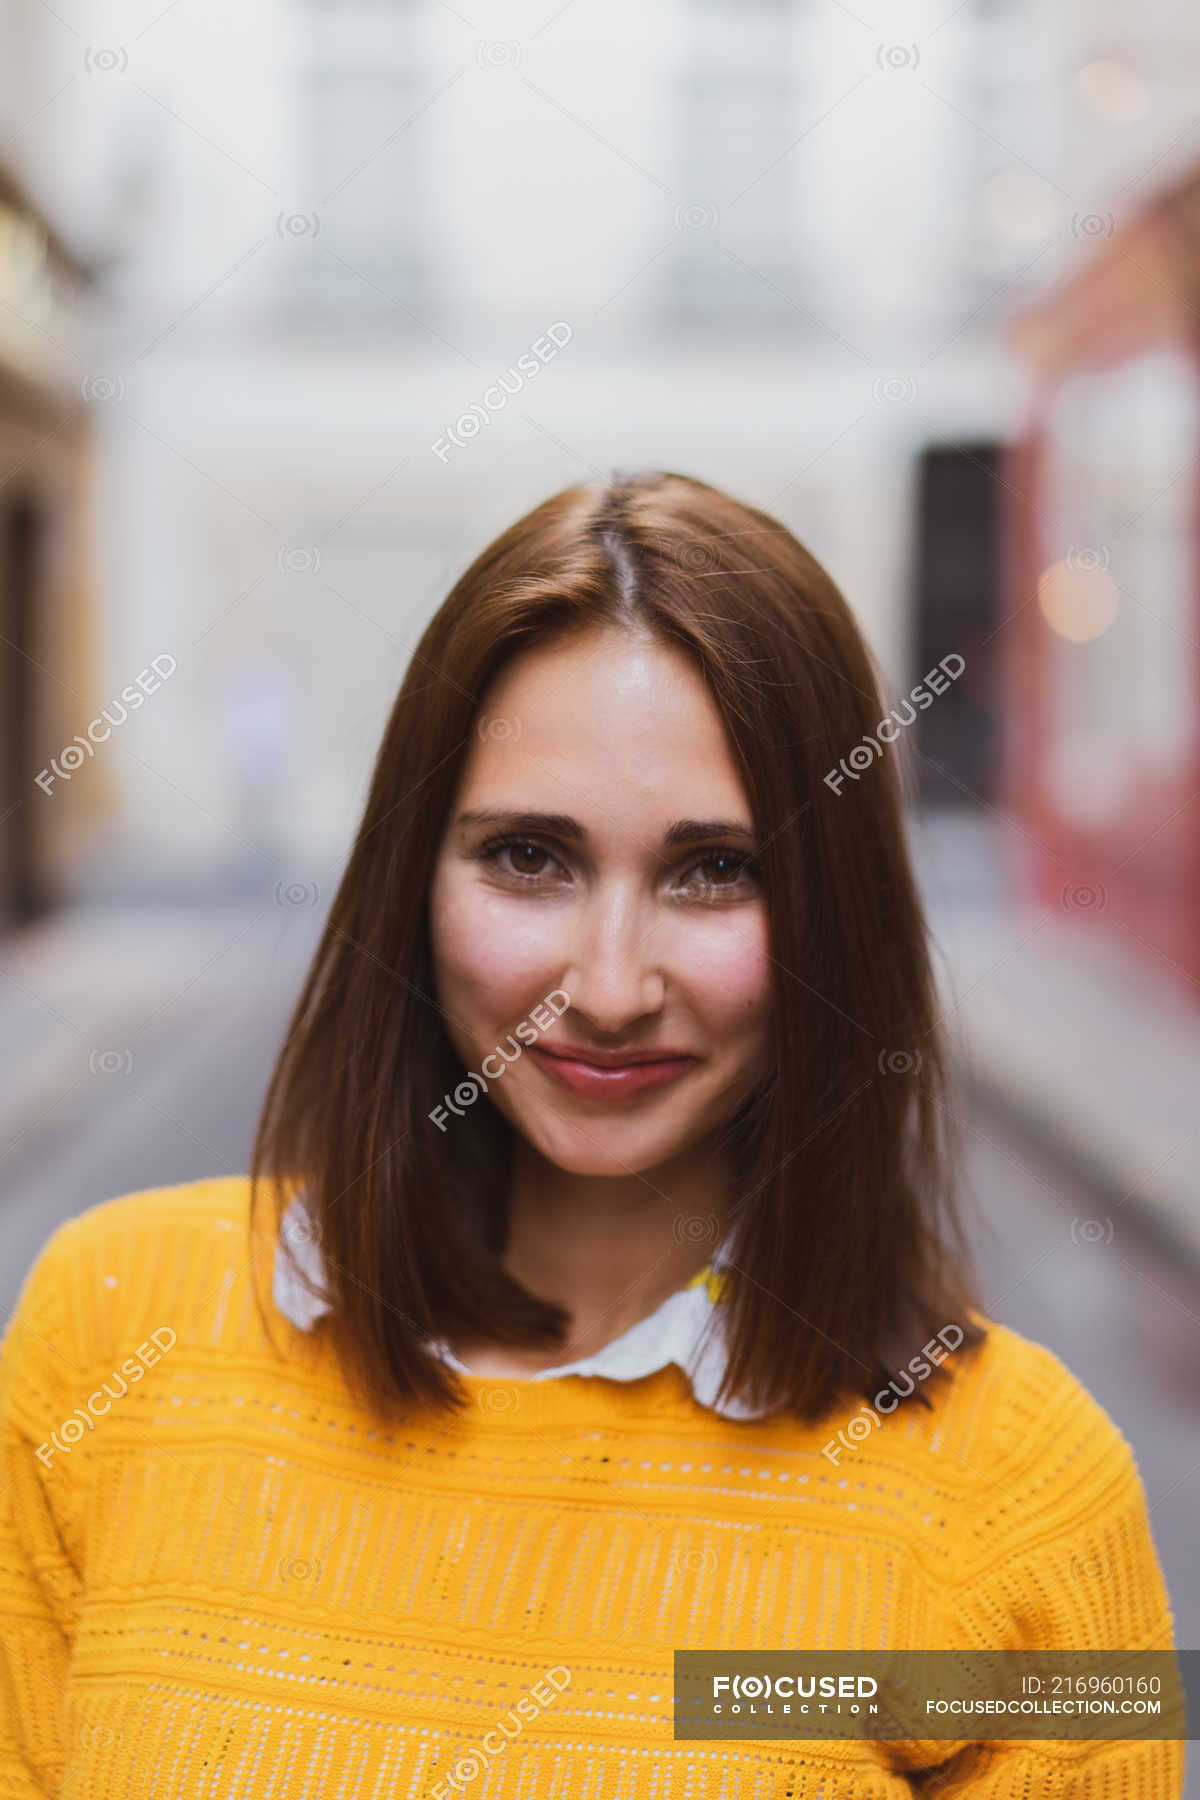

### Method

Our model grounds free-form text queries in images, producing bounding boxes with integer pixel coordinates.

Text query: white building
[2,0,1197,892]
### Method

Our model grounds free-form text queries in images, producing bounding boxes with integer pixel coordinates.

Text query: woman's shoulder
[811,1311,1146,1543]
[927,1309,1138,1476]
[945,1305,1117,1399]
[3,1176,260,1379]
[918,1314,1174,1650]
[32,1173,255,1282]
[910,1313,1158,1582]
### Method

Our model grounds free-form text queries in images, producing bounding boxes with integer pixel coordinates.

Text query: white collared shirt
[271,1195,769,1420]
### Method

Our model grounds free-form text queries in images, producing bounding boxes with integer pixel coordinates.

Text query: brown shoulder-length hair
[250,468,986,1423]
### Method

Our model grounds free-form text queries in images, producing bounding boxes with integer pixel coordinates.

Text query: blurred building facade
[0,0,1198,948]
[0,165,94,931]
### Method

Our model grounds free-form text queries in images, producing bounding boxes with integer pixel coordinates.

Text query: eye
[676,850,761,898]
[475,834,568,886]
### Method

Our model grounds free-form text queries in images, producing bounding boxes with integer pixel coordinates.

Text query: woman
[0,471,1180,1797]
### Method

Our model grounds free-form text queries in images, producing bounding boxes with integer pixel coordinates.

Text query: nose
[559,882,666,1036]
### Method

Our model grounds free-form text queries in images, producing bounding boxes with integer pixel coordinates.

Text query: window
[961,0,1061,316]
[669,0,803,323]
[290,0,426,313]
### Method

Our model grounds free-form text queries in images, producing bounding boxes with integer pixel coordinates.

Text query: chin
[514,1115,695,1178]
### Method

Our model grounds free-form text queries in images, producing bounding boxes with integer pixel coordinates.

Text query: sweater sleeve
[0,1222,88,1798]
[914,1335,1183,1799]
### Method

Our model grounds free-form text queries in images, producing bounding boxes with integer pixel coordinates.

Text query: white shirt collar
[272,1193,769,1420]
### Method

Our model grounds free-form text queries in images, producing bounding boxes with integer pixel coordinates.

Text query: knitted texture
[0,1177,1182,1799]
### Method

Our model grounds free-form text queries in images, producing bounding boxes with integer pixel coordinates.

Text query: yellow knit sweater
[0,1177,1182,1798]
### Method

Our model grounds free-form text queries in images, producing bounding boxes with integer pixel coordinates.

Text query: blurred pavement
[0,898,324,1311]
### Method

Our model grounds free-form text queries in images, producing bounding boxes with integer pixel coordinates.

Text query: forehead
[464,627,746,797]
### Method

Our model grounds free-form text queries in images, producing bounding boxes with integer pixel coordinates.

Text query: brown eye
[506,842,549,876]
[475,835,566,885]
[700,854,746,884]
[678,851,760,897]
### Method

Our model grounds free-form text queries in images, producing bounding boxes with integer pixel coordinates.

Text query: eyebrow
[456,809,759,848]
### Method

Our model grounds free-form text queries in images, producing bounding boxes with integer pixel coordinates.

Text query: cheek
[431,875,566,1012]
[674,912,773,1033]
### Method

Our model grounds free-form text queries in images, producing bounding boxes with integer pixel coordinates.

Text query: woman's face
[428,626,774,1177]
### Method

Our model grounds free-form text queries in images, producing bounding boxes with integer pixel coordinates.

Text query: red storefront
[1005,166,1200,996]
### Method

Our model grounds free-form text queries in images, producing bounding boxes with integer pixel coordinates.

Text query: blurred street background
[0,0,1198,1769]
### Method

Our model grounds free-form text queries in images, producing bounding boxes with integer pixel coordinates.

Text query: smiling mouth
[529,1044,699,1101]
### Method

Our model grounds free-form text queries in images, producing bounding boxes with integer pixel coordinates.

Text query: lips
[538,1043,695,1069]
[530,1043,698,1101]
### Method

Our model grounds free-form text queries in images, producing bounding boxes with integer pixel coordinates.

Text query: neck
[493,1135,736,1363]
